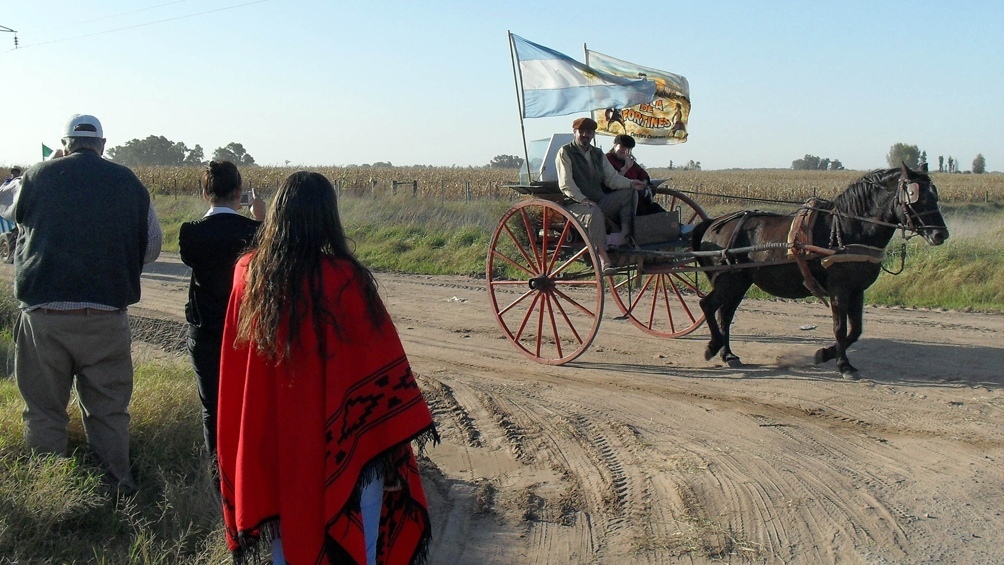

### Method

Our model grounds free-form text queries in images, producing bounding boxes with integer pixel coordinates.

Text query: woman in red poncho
[217,171,438,565]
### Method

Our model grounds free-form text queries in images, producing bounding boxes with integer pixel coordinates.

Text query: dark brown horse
[691,164,949,378]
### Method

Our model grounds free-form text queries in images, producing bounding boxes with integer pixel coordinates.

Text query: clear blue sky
[2,0,1002,171]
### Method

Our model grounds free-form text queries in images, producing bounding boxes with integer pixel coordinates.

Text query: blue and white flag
[511,34,656,119]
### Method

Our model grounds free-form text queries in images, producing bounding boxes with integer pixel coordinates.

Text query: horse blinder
[903,182,921,204]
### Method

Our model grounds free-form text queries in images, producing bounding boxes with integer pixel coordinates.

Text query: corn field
[137,166,1004,206]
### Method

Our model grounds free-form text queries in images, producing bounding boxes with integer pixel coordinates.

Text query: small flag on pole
[510,34,655,119]
[42,143,53,159]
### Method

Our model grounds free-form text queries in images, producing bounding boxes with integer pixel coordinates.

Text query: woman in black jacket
[179,160,265,481]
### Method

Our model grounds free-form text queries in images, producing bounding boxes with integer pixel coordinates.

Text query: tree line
[885,143,986,174]
[790,145,988,174]
[105,135,257,168]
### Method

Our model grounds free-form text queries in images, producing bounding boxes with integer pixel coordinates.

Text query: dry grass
[134,166,1004,206]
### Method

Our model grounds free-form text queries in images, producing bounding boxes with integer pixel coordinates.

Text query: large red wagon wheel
[607,187,710,338]
[487,199,603,365]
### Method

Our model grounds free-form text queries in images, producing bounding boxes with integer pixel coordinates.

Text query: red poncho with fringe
[218,255,437,565]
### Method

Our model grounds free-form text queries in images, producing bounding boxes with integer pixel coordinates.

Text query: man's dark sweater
[14,151,150,309]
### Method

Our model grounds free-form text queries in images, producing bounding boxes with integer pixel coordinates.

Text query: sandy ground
[32,253,1003,563]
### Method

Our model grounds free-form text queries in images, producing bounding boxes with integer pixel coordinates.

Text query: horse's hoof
[814,349,827,364]
[841,370,859,380]
[724,354,742,368]
[704,347,717,361]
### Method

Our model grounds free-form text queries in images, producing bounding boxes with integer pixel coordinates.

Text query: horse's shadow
[574,338,1004,389]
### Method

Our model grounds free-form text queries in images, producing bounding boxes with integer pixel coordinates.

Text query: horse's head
[896,163,949,246]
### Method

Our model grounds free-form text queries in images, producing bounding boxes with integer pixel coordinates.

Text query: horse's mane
[831,168,901,217]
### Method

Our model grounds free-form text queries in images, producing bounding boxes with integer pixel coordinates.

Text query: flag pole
[508,31,531,183]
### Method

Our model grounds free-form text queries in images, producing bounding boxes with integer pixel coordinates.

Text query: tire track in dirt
[416,373,483,449]
[729,411,912,560]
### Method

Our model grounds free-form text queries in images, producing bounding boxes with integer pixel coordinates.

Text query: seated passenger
[605,134,664,216]
[556,118,648,249]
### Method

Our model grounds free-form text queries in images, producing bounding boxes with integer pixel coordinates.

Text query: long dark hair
[235,171,383,361]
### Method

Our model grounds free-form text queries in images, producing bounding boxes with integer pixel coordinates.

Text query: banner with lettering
[586,49,690,145]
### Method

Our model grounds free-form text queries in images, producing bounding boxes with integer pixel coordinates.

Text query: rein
[667,187,947,234]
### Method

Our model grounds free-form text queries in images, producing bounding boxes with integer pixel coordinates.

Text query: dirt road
[122,255,1004,562]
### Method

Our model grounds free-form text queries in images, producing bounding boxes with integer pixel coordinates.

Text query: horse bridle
[820,177,945,250]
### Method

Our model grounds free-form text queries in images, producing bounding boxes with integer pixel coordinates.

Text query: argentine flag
[511,33,656,119]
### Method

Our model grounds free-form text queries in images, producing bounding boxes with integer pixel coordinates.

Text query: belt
[39,308,123,315]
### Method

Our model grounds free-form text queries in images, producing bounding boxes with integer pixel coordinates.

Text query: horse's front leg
[834,291,866,377]
[814,293,856,378]
[699,292,724,361]
[717,295,743,365]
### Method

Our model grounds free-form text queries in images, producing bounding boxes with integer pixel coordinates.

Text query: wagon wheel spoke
[512,291,543,344]
[551,285,601,319]
[544,217,575,274]
[547,290,585,347]
[494,287,536,317]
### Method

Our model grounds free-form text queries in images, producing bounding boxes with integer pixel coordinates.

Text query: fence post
[440,179,445,205]
[370,178,377,199]
[465,181,472,203]
[392,181,398,196]
[412,180,418,198]
[174,175,178,201]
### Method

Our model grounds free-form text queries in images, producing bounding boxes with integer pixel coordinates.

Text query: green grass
[149,193,208,254]
[0,359,229,563]
[865,205,1004,311]
[342,196,512,276]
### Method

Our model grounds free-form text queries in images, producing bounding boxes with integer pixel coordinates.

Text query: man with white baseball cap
[63,113,104,138]
[0,113,162,495]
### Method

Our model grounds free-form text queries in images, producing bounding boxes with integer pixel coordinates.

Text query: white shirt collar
[204,206,240,218]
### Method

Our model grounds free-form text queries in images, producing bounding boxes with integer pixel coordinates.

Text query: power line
[29,1,192,34]
[4,0,269,52]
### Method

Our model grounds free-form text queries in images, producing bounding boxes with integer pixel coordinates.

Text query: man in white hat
[0,114,162,495]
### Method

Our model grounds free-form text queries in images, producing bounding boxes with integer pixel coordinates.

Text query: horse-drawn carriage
[496,34,949,377]
[486,135,950,378]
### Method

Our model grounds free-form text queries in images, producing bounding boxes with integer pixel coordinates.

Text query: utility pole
[0,25,17,49]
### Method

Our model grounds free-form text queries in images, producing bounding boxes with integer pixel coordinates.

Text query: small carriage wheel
[487,199,604,365]
[607,187,710,338]
[0,233,13,264]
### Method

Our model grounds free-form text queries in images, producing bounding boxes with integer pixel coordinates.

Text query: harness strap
[787,199,819,257]
[722,212,750,265]
[791,250,829,306]
[785,199,829,305]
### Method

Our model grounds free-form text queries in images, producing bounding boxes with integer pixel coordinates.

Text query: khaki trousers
[567,188,639,249]
[14,309,136,492]
[566,202,608,249]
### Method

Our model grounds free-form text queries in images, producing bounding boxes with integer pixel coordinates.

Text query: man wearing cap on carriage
[556,117,649,251]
